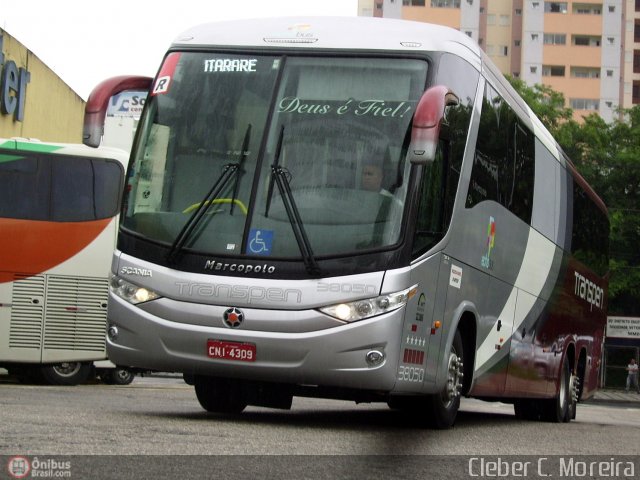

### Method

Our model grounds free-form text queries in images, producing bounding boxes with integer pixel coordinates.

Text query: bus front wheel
[428,330,464,429]
[194,376,248,414]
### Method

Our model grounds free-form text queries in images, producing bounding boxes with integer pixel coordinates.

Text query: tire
[427,330,464,429]
[513,399,542,421]
[194,376,248,414]
[40,362,91,386]
[103,368,135,385]
[543,355,572,423]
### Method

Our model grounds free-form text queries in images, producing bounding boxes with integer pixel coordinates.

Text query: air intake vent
[9,275,45,349]
[263,37,318,44]
[43,275,109,353]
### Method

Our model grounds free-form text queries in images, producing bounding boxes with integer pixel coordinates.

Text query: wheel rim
[115,370,131,382]
[559,363,568,410]
[569,374,580,404]
[52,362,82,378]
[442,347,463,409]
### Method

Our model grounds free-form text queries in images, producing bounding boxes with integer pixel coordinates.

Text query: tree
[507,77,640,315]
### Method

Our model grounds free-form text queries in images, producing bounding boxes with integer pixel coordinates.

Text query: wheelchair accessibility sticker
[247,229,273,256]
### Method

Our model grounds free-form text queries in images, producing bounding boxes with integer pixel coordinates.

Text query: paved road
[1,375,638,479]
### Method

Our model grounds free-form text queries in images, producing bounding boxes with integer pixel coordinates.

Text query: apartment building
[360,0,640,123]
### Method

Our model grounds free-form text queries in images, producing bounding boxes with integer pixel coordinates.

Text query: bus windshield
[123,53,428,259]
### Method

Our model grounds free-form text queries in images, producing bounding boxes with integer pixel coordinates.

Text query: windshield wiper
[265,126,320,276]
[166,125,251,262]
[230,124,251,214]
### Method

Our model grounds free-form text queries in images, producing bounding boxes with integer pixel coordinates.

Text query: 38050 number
[397,365,425,383]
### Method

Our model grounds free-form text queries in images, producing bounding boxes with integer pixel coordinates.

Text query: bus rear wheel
[543,356,573,423]
[194,376,248,414]
[428,330,464,429]
[40,362,92,386]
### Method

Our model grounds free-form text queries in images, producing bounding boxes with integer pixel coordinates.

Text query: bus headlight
[110,275,160,305]
[319,285,418,322]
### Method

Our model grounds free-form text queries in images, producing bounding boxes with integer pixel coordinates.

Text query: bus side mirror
[407,85,459,165]
[83,75,153,147]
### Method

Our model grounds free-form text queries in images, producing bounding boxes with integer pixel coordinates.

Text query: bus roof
[172,16,482,68]
[0,138,129,167]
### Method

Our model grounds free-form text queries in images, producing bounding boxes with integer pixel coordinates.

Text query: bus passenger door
[471,276,516,397]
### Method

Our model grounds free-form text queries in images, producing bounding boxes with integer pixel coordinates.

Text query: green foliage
[507,77,640,315]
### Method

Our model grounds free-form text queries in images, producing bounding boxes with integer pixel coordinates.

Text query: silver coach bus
[85,17,609,428]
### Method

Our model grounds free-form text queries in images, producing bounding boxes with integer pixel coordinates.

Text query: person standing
[626,358,639,393]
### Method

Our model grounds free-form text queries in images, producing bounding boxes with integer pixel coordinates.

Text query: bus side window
[466,83,534,225]
[0,153,48,220]
[571,180,609,276]
[412,54,477,257]
[51,157,123,222]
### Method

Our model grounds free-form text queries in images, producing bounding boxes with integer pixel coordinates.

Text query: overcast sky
[2,0,358,100]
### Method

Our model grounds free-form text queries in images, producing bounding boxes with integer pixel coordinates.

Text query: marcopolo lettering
[204,58,258,73]
[204,259,276,274]
[0,36,31,122]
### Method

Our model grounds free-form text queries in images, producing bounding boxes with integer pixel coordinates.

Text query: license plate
[207,339,256,362]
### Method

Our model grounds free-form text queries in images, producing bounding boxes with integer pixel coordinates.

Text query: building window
[486,45,495,55]
[515,40,521,47]
[571,67,600,78]
[532,2,540,9]
[405,0,426,5]
[544,2,568,13]
[633,80,640,104]
[607,69,614,77]
[515,8,522,15]
[542,65,566,76]
[607,37,615,45]
[543,33,566,45]
[608,5,615,12]
[431,0,460,7]
[530,66,538,73]
[573,35,601,47]
[570,98,600,110]
[634,50,640,73]
[500,46,509,56]
[499,15,510,25]
[573,3,602,15]
[531,33,539,41]
[487,14,496,24]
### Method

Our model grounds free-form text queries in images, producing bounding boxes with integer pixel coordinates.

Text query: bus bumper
[106,293,404,392]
